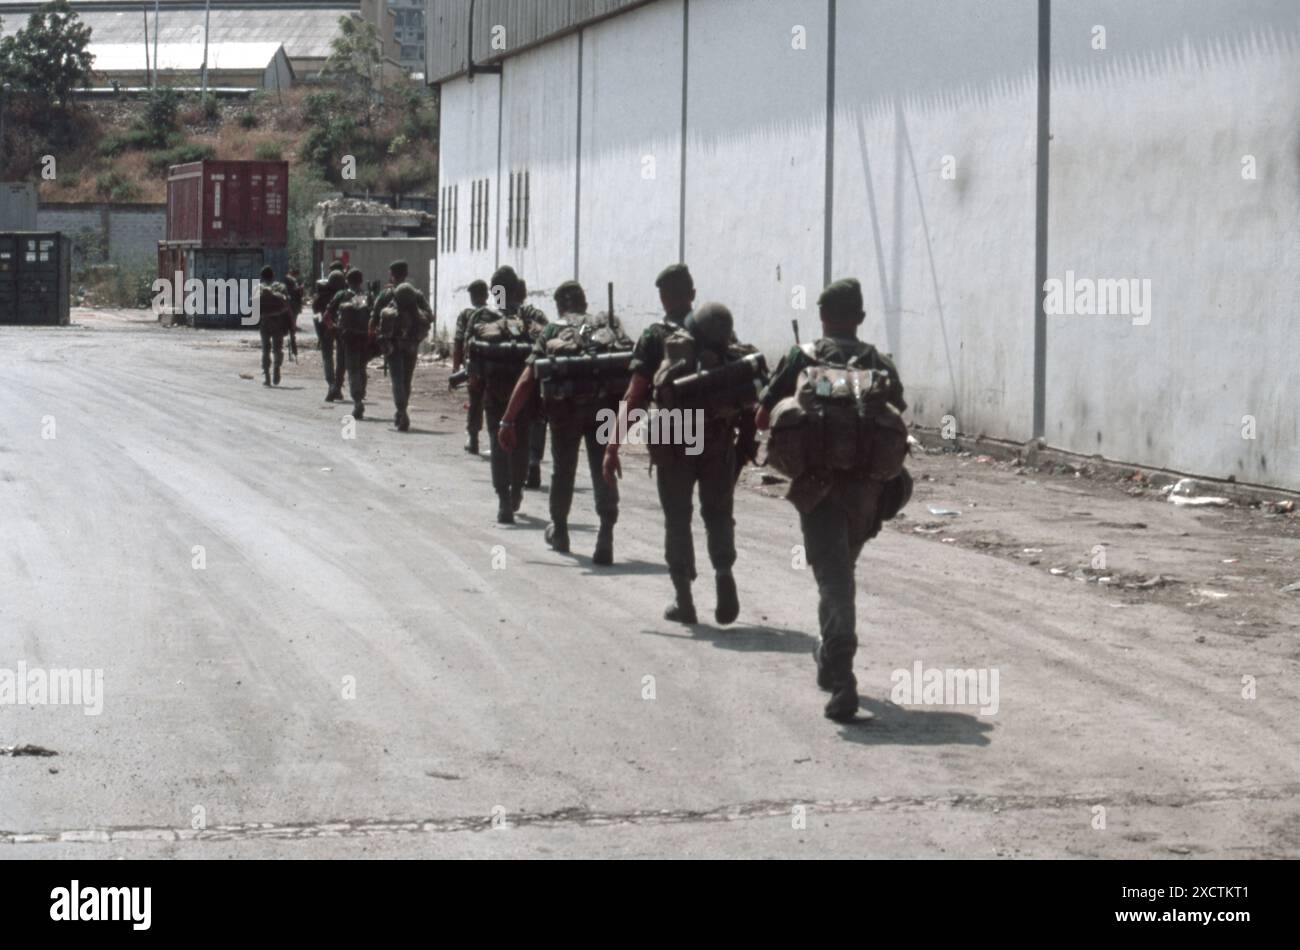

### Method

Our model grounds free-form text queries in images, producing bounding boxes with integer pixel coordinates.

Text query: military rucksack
[766,343,909,482]
[379,283,431,350]
[258,282,292,334]
[468,309,533,398]
[535,314,634,407]
[652,322,767,422]
[335,291,372,340]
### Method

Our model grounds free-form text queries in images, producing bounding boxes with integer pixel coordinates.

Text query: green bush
[253,141,283,161]
[138,87,181,146]
[97,127,156,157]
[94,170,139,202]
[237,111,259,130]
[148,142,216,173]
[200,94,221,122]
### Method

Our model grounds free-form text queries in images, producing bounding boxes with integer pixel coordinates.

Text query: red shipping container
[166,160,288,248]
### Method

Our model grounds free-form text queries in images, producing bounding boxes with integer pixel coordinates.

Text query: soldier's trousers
[798,478,884,684]
[259,329,285,375]
[485,389,532,502]
[465,384,484,436]
[530,418,547,468]
[314,321,341,391]
[342,337,368,409]
[389,345,419,414]
[549,414,618,527]
[654,435,736,582]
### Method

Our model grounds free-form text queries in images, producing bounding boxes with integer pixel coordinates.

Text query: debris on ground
[1165,478,1230,507]
[1281,582,1300,594]
[927,505,962,517]
[0,744,59,757]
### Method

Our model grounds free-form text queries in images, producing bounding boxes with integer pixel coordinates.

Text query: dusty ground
[1,309,1296,859]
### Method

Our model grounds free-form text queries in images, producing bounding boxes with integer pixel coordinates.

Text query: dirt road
[2,310,1296,858]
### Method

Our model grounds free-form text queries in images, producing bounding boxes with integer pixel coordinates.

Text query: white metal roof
[89,40,287,73]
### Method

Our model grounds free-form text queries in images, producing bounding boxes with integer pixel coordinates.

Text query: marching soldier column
[248,255,912,723]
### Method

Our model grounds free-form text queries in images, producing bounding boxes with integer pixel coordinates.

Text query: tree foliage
[0,0,93,106]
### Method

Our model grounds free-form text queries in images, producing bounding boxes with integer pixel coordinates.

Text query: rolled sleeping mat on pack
[533,351,633,382]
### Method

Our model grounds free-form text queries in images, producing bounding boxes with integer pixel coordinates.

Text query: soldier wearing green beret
[602,264,742,627]
[756,278,909,722]
[453,280,491,454]
[465,266,549,523]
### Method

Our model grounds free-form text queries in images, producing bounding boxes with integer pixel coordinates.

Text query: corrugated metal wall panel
[426,0,653,83]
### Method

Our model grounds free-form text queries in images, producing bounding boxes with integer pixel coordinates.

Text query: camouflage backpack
[335,291,372,340]
[652,307,766,421]
[536,314,634,407]
[766,343,909,482]
[258,282,292,334]
[468,309,533,398]
[380,283,431,349]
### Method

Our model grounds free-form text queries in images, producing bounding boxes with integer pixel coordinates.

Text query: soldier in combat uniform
[465,266,546,523]
[756,278,908,722]
[256,266,292,387]
[602,264,741,626]
[453,280,490,454]
[498,280,624,564]
[312,263,347,402]
[371,264,432,432]
[324,268,372,419]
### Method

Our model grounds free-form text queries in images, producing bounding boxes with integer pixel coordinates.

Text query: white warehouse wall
[832,0,1039,441]
[497,34,582,306]
[682,0,828,351]
[579,0,685,329]
[1046,0,1300,488]
[434,0,1299,491]
[436,73,501,318]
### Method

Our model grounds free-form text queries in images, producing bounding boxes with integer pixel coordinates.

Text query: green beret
[655,263,694,294]
[328,260,345,272]
[389,260,409,278]
[818,278,865,322]
[490,265,520,298]
[553,280,587,312]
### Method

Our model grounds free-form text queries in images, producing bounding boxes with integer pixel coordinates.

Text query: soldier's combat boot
[326,386,342,402]
[664,572,697,625]
[273,365,281,386]
[715,571,740,625]
[511,485,523,513]
[813,644,834,692]
[262,370,271,387]
[353,402,365,421]
[824,674,859,723]
[465,433,479,454]
[545,523,570,553]
[591,519,615,566]
[526,463,542,490]
[497,495,514,525]
[397,411,410,433]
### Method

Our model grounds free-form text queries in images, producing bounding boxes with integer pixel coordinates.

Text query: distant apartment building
[389,0,427,74]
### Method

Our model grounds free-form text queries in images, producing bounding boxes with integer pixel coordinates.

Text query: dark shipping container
[0,231,72,326]
[166,160,289,248]
[157,243,289,329]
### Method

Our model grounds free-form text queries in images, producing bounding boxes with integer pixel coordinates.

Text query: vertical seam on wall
[575,29,584,280]
[679,0,690,263]
[823,0,837,288]
[1033,0,1051,439]
[495,70,504,270]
